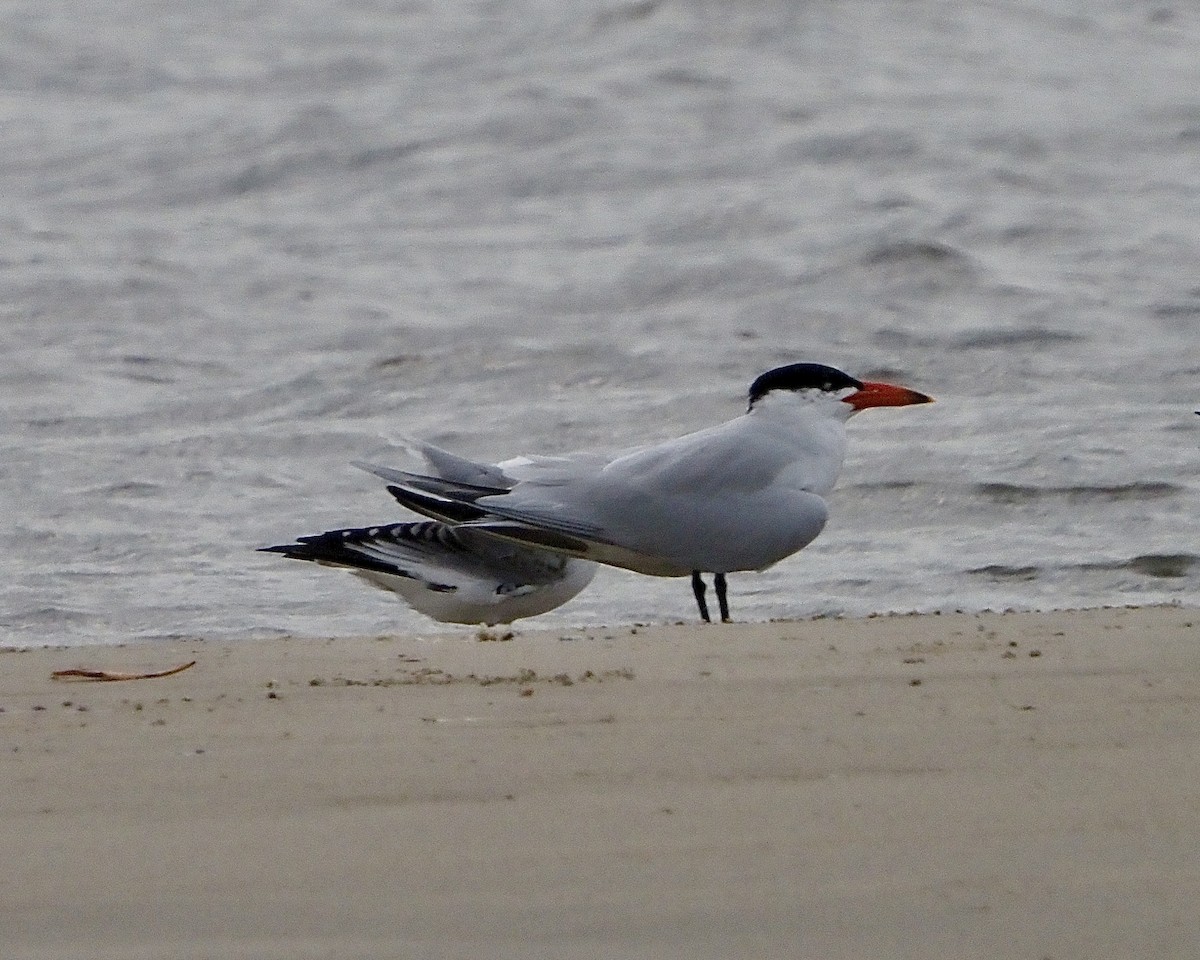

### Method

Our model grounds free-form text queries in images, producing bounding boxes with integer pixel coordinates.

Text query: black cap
[747,363,863,407]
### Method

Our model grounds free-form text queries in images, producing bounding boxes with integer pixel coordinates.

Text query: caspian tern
[353,362,932,623]
[260,520,597,625]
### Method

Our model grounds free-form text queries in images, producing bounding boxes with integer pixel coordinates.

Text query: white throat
[748,387,856,422]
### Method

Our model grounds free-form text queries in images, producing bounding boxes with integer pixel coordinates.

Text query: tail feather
[404,438,511,488]
[354,461,511,501]
[357,439,512,489]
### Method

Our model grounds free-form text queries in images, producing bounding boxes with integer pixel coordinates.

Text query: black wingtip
[258,542,316,561]
[257,523,457,584]
[385,484,487,523]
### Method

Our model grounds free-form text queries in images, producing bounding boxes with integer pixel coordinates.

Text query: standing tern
[352,362,932,623]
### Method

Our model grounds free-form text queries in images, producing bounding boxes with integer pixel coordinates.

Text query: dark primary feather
[260,518,579,588]
[259,521,465,587]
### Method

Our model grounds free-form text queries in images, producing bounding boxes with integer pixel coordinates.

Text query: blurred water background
[4,0,1199,646]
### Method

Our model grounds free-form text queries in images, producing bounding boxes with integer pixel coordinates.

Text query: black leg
[714,572,730,623]
[691,570,711,623]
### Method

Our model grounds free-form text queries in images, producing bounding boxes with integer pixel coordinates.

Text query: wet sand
[3,606,1198,959]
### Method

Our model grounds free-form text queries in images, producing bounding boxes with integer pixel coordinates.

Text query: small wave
[223,154,332,196]
[1,606,94,629]
[1075,553,1200,579]
[952,328,1084,349]
[347,141,427,170]
[372,354,424,371]
[1150,301,1200,330]
[106,354,230,386]
[593,0,665,29]
[839,480,921,494]
[220,140,428,197]
[861,239,967,268]
[1127,554,1199,578]
[968,564,1040,581]
[850,239,978,292]
[975,481,1183,504]
[1151,301,1200,319]
[79,481,162,498]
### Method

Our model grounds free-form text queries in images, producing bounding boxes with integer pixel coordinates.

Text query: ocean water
[4,0,1199,647]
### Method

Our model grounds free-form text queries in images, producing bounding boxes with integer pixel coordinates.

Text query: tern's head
[747,363,934,417]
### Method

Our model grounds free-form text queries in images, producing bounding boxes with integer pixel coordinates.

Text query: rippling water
[5,0,1199,646]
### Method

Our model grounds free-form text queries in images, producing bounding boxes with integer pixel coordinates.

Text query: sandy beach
[3,606,1198,959]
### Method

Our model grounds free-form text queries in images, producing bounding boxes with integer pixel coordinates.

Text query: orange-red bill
[845,380,934,410]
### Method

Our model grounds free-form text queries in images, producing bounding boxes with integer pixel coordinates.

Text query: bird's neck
[746,393,849,495]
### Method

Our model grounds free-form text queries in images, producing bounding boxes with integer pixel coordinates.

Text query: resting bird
[340,362,932,622]
[261,518,596,625]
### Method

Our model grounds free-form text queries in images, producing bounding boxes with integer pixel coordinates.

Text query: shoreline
[3,600,1192,653]
[4,606,1199,959]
